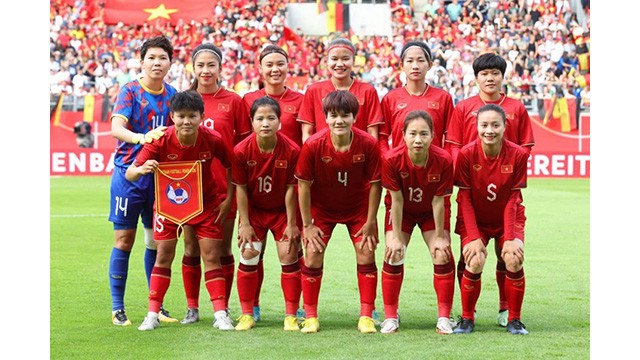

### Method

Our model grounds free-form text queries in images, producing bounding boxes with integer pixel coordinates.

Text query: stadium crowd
[49,0,590,112]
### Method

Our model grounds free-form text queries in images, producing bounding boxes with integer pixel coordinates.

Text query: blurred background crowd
[49,0,590,115]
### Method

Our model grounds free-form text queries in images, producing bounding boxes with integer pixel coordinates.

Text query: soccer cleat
[357,316,377,334]
[138,313,160,331]
[158,306,178,323]
[300,317,320,333]
[284,316,300,331]
[253,306,261,322]
[506,319,529,335]
[452,318,474,334]
[296,308,306,321]
[235,314,256,331]
[436,317,454,334]
[213,310,235,330]
[371,309,380,322]
[380,318,399,334]
[112,309,132,326]
[497,309,509,327]
[180,308,200,325]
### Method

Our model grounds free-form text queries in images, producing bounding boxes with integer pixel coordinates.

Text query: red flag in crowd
[281,26,305,49]
[103,0,212,26]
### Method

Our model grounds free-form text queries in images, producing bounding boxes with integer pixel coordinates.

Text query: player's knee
[240,242,262,266]
[503,253,524,271]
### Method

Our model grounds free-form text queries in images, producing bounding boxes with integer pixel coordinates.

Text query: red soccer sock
[301,264,323,318]
[149,267,171,313]
[237,263,258,315]
[381,262,403,319]
[460,270,482,320]
[253,257,265,308]
[204,268,226,312]
[220,255,235,309]
[433,255,455,318]
[505,269,526,321]
[496,260,507,311]
[181,255,201,309]
[281,261,302,316]
[357,263,378,317]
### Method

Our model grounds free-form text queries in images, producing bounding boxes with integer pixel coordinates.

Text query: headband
[327,44,355,54]
[400,45,431,62]
[192,48,222,64]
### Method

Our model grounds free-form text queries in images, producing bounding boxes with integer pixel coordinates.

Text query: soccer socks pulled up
[301,264,323,318]
[460,270,482,320]
[253,256,265,308]
[237,263,258,315]
[182,255,202,309]
[204,268,227,312]
[357,263,378,317]
[433,256,455,319]
[149,267,172,313]
[505,269,526,321]
[109,247,131,311]
[496,260,508,311]
[220,255,235,309]
[281,262,302,315]
[382,262,403,319]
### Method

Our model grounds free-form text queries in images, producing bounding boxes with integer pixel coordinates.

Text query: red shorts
[311,206,369,245]
[153,201,223,241]
[247,207,300,241]
[383,206,451,234]
[454,205,526,248]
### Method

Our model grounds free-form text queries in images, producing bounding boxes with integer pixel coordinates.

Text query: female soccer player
[379,40,454,153]
[452,104,529,335]
[126,90,234,331]
[445,52,534,327]
[297,37,383,144]
[242,45,305,321]
[232,96,302,331]
[178,43,251,327]
[380,110,456,335]
[295,90,382,334]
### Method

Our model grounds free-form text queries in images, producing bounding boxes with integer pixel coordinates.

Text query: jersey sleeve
[231,146,247,185]
[297,87,317,126]
[111,84,134,122]
[381,154,401,191]
[295,141,315,182]
[365,86,384,127]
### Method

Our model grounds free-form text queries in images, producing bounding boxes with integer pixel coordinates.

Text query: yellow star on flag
[144,4,178,21]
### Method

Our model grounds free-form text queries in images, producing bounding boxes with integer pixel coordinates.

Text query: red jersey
[297,79,384,134]
[232,132,300,211]
[380,86,454,150]
[133,126,232,205]
[295,127,382,214]
[382,144,453,215]
[242,88,304,147]
[453,139,528,239]
[445,94,535,150]
[200,88,251,198]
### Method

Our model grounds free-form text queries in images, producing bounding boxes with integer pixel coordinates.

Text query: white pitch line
[51,214,107,218]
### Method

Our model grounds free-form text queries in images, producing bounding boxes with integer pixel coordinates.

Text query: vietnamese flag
[104,0,212,26]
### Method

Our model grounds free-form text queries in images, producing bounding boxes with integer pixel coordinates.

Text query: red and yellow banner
[103,0,212,26]
[154,161,203,225]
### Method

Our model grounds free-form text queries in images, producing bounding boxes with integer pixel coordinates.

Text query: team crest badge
[140,99,149,107]
[167,181,191,205]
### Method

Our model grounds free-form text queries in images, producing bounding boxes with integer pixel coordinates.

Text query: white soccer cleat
[380,318,399,334]
[213,310,235,330]
[138,313,160,331]
[436,316,454,334]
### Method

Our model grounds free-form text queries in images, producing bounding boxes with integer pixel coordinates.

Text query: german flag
[327,1,350,33]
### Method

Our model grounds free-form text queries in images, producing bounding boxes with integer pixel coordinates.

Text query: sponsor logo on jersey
[400,172,409,179]
[322,156,332,163]
[397,103,408,109]
[168,154,178,160]
[247,160,257,167]
[473,164,482,171]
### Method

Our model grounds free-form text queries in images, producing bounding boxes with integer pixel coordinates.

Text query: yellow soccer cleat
[112,309,132,326]
[158,306,179,323]
[235,314,256,331]
[357,316,377,334]
[284,316,300,331]
[300,317,320,333]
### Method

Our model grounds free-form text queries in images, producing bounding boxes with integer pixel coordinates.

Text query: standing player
[232,97,302,331]
[445,52,534,327]
[242,45,305,321]
[179,43,251,325]
[297,37,383,144]
[452,104,529,335]
[108,35,177,326]
[380,110,456,335]
[295,90,382,334]
[126,90,235,331]
[379,40,454,153]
